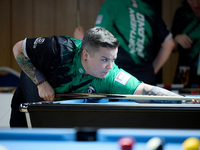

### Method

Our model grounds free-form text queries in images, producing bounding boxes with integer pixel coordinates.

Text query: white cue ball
[146,137,164,150]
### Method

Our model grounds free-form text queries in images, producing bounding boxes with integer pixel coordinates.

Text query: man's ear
[82,49,89,59]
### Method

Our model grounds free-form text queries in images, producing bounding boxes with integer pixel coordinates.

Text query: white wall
[0,93,13,128]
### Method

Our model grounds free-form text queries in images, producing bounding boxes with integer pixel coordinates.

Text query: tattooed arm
[135,83,180,96]
[134,83,199,104]
[13,40,55,101]
[134,83,182,103]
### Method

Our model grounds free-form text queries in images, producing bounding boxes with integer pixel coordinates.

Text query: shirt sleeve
[23,36,77,72]
[22,38,29,59]
[107,64,142,94]
[23,36,60,72]
[152,11,171,44]
[171,7,188,37]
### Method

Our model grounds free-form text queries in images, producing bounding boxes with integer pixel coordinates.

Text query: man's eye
[102,59,107,62]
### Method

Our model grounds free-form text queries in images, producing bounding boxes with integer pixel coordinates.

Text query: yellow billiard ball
[182,137,200,150]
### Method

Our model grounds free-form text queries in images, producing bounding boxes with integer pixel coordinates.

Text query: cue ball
[182,137,200,150]
[118,136,135,150]
[146,137,164,150]
[0,145,8,150]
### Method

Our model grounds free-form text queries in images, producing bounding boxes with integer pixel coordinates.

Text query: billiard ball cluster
[118,136,200,150]
[0,136,199,150]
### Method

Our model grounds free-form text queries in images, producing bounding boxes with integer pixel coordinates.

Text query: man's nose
[106,61,114,69]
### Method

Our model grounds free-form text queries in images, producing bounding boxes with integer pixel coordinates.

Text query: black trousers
[10,71,43,127]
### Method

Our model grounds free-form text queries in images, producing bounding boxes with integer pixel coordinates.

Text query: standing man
[172,0,200,87]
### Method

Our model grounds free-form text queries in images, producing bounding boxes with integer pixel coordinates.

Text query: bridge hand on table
[186,99,200,104]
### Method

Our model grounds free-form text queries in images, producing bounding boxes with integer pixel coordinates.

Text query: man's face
[188,0,200,17]
[86,47,118,78]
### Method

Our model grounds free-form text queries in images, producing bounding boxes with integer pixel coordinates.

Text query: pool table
[0,128,200,150]
[20,95,200,129]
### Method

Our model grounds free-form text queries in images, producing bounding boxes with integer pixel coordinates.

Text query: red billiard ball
[118,136,136,150]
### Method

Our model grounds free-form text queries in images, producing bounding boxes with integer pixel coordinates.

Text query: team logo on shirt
[114,71,131,85]
[33,37,45,49]
[85,86,96,93]
[79,68,84,74]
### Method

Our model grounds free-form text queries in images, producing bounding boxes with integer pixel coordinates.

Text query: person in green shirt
[172,0,200,87]
[74,0,175,85]
[10,27,196,127]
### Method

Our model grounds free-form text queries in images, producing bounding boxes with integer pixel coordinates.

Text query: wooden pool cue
[76,0,80,27]
[55,93,200,101]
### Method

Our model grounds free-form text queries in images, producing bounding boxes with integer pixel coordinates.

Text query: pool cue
[0,87,16,92]
[55,93,200,101]
[76,0,80,27]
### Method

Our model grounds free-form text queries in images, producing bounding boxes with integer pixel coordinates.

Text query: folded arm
[174,34,193,49]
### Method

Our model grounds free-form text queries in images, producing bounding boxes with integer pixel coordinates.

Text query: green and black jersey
[22,36,141,95]
[172,5,200,85]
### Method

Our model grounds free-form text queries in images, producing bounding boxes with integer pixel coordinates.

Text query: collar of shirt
[75,53,97,81]
[75,53,86,76]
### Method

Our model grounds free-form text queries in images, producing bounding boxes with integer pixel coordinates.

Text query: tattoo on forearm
[142,84,180,96]
[16,53,46,84]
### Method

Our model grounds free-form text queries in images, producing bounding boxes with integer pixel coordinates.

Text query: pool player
[10,27,199,127]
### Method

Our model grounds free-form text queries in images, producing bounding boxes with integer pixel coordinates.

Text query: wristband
[36,79,47,86]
